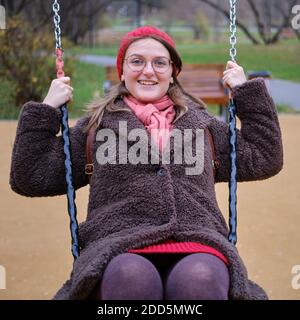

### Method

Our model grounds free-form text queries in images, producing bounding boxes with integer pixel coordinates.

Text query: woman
[10,26,283,300]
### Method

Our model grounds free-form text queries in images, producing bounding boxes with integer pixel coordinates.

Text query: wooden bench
[103,66,119,94]
[280,27,296,40]
[103,63,229,119]
[178,63,228,107]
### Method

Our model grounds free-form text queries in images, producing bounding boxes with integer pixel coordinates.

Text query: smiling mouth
[137,80,158,86]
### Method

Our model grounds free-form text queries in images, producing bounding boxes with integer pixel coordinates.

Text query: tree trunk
[193,28,201,40]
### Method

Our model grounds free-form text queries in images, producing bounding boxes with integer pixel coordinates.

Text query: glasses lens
[127,56,145,71]
[126,56,171,73]
[152,57,170,73]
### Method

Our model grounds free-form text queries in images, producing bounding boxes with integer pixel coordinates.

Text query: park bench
[103,66,120,94]
[103,63,229,119]
[178,63,228,118]
[280,27,295,40]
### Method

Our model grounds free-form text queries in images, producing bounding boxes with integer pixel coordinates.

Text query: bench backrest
[178,63,228,105]
[103,63,228,106]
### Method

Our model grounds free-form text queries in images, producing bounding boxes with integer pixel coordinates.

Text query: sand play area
[0,115,299,300]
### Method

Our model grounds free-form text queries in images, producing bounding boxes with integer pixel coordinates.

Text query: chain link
[52,0,64,78]
[228,0,238,246]
[52,0,62,49]
[51,1,80,259]
[229,0,237,61]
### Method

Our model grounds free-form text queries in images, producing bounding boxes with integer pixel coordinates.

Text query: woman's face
[122,38,173,102]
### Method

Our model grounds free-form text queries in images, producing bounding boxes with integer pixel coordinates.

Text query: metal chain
[229,0,237,61]
[227,0,238,246]
[52,0,62,49]
[52,0,80,260]
[52,0,64,78]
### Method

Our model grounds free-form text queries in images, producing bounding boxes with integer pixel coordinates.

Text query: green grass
[71,46,118,56]
[1,40,300,119]
[206,105,220,117]
[206,104,300,117]
[69,41,300,119]
[0,61,105,119]
[276,104,300,114]
[0,80,19,119]
[70,61,105,117]
[71,41,300,82]
[179,42,300,82]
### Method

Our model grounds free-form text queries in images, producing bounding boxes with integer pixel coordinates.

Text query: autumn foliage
[0,17,73,108]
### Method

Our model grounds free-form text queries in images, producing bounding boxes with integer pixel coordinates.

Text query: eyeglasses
[124,55,173,73]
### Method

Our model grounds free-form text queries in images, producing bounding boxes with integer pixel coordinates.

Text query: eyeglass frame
[123,54,173,74]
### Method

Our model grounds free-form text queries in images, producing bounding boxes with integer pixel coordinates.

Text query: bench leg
[219,105,228,122]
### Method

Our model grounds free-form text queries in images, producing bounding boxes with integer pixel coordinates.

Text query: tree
[0,16,74,107]
[0,0,111,45]
[198,0,299,44]
[192,10,210,40]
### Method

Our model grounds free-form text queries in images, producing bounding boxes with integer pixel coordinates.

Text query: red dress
[128,239,228,265]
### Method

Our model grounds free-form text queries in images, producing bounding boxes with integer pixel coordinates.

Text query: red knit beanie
[116,26,176,80]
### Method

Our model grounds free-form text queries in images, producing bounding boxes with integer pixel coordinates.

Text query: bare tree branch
[198,0,261,44]
[270,0,298,43]
[199,0,299,45]
[15,0,28,14]
[246,0,268,44]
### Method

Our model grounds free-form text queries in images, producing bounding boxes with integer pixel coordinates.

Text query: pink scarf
[124,95,175,151]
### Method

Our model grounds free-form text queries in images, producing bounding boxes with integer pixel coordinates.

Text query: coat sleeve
[208,78,283,183]
[9,101,90,197]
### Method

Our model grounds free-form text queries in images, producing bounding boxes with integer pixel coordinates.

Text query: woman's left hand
[222,61,247,89]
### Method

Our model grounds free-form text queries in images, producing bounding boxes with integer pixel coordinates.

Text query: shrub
[0,17,74,112]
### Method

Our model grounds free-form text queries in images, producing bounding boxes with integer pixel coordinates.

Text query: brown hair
[84,36,205,132]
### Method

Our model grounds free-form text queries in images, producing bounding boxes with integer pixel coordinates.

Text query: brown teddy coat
[10,79,283,299]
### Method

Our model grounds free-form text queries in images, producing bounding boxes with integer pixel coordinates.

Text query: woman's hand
[222,61,247,90]
[43,77,73,109]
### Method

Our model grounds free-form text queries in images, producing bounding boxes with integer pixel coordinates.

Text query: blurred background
[0,0,299,300]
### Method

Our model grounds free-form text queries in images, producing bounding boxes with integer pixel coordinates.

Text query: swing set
[51,0,238,261]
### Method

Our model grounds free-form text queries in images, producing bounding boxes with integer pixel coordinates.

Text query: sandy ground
[0,115,299,300]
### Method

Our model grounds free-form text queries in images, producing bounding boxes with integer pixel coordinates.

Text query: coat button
[156,168,164,176]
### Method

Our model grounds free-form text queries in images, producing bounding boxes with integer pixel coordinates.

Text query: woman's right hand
[43,77,73,109]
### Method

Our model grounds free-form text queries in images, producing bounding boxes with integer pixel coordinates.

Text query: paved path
[79,54,115,66]
[79,54,300,110]
[269,79,300,110]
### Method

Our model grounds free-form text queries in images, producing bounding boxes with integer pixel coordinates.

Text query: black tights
[92,252,230,300]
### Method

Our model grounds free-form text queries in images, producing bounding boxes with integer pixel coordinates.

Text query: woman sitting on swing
[10,26,283,300]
